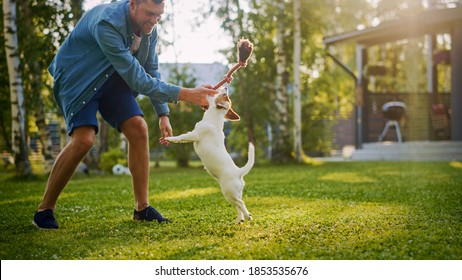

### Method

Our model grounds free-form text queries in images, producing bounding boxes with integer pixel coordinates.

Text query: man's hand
[159,137,170,146]
[178,85,217,107]
[159,116,172,146]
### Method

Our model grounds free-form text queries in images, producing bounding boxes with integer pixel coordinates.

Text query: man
[33,0,217,229]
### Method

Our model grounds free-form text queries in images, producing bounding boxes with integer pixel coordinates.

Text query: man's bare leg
[120,116,150,211]
[38,126,95,211]
[120,116,170,222]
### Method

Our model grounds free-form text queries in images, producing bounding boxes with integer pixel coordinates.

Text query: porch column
[451,22,462,140]
[426,34,437,94]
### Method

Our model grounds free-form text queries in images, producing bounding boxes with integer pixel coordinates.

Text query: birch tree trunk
[293,0,302,162]
[273,0,291,163]
[3,0,33,176]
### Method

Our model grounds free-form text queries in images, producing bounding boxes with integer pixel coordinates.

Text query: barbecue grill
[378,101,406,143]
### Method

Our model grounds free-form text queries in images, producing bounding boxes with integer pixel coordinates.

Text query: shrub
[98,148,127,173]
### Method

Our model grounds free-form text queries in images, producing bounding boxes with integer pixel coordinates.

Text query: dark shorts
[68,72,143,135]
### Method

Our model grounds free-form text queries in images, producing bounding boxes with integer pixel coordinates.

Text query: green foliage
[0,155,15,172]
[138,64,202,167]
[0,161,461,259]
[166,66,202,167]
[0,0,75,152]
[16,0,74,116]
[206,0,363,158]
[98,148,127,173]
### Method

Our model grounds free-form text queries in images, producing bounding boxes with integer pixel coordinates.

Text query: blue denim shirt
[48,0,180,125]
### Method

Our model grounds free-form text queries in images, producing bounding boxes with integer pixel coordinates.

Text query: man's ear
[225,109,240,121]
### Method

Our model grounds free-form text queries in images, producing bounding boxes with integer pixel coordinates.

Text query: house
[323,5,462,161]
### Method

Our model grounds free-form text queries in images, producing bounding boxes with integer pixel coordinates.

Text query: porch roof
[323,6,462,47]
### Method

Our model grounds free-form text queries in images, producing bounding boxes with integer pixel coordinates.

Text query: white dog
[163,89,255,223]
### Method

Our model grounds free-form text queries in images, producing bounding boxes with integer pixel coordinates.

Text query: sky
[83,0,229,64]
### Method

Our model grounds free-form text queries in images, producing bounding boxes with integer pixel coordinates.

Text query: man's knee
[71,127,95,153]
[122,116,148,140]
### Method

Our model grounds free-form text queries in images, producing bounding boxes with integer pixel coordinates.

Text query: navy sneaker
[33,209,59,229]
[133,206,170,223]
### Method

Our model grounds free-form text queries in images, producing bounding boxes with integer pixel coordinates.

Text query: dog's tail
[240,142,255,177]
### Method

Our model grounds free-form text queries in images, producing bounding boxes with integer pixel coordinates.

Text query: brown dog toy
[213,38,253,90]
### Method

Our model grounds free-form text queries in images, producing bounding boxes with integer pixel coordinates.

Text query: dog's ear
[225,108,240,121]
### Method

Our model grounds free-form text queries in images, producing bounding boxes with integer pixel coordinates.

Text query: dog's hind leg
[223,191,251,223]
[236,183,252,221]
[239,201,252,222]
[236,208,245,224]
[236,188,252,222]
[235,200,252,223]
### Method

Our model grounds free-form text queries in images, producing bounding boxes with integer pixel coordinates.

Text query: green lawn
[0,161,461,260]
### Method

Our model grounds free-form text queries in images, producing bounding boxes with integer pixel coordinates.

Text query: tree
[17,0,56,173]
[293,0,302,162]
[272,0,292,163]
[0,34,12,153]
[3,0,33,176]
[209,0,333,162]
